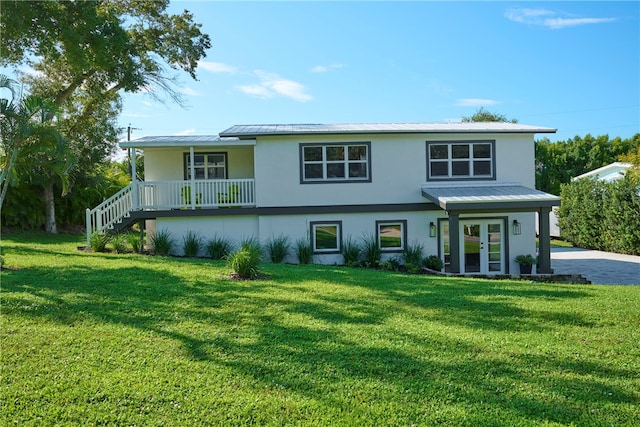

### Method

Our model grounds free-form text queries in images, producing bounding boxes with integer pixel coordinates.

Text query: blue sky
[118,1,637,143]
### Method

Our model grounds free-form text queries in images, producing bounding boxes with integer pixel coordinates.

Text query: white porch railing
[86,179,256,246]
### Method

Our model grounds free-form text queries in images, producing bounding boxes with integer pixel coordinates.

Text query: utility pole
[127,124,141,178]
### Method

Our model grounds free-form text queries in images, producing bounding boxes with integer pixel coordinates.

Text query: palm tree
[0,75,72,232]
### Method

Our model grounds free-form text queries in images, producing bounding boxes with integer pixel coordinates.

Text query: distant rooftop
[220,122,557,138]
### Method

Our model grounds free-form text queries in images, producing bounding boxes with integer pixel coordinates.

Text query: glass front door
[461,220,504,274]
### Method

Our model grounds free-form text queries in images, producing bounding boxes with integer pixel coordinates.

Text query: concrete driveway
[551,247,640,285]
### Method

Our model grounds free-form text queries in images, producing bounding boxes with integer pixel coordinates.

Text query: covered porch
[422,184,561,274]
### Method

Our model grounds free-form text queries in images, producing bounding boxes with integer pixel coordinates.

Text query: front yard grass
[1,232,639,426]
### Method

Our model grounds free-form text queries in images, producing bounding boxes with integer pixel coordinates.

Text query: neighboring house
[572,162,633,183]
[545,162,634,238]
[89,122,560,274]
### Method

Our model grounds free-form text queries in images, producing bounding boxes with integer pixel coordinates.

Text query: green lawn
[2,232,638,426]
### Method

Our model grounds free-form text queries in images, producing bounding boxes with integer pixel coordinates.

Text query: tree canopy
[0,0,211,232]
[461,107,518,123]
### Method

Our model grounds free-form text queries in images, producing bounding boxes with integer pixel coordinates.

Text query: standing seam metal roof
[220,122,557,138]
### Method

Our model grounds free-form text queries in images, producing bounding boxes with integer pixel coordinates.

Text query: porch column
[131,148,139,210]
[189,146,195,210]
[448,211,461,274]
[537,207,553,274]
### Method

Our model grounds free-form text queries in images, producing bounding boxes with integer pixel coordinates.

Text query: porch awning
[421,184,560,212]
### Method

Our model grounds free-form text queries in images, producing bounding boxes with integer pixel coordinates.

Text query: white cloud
[181,86,201,96]
[311,63,345,73]
[544,17,617,30]
[237,71,312,102]
[456,98,500,107]
[121,111,152,118]
[505,8,617,29]
[197,61,237,73]
[175,128,196,136]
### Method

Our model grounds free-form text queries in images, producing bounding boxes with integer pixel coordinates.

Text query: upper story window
[426,141,495,181]
[184,152,227,180]
[300,143,371,183]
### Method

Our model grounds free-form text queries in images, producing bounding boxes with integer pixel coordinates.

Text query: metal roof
[421,184,561,211]
[119,135,251,148]
[220,122,557,138]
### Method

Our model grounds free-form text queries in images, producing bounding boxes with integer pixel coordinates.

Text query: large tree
[461,107,518,123]
[0,0,211,232]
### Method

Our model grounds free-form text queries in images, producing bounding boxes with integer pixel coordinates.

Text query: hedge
[558,174,640,255]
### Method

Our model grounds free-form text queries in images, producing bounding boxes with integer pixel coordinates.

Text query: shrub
[557,175,640,255]
[403,241,424,266]
[423,255,444,271]
[127,232,144,253]
[182,231,203,257]
[341,236,361,267]
[110,233,129,254]
[206,235,233,260]
[228,237,263,279]
[380,257,401,271]
[150,229,174,256]
[265,235,290,263]
[361,234,382,268]
[295,238,313,265]
[90,232,111,252]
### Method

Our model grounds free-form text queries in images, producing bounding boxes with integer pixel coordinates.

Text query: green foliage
[558,175,640,255]
[150,229,174,256]
[423,255,444,271]
[403,241,424,266]
[126,231,144,253]
[515,254,538,265]
[182,230,203,257]
[341,236,361,267]
[89,232,110,253]
[295,238,313,265]
[206,235,233,260]
[536,134,640,195]
[110,233,129,254]
[361,234,382,268]
[265,235,290,263]
[461,107,518,123]
[228,238,263,279]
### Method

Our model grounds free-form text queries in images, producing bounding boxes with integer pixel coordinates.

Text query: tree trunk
[43,181,58,234]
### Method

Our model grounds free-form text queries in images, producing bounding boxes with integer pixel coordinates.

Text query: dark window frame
[426,140,496,181]
[310,220,343,254]
[300,142,372,184]
[376,220,408,253]
[183,152,228,180]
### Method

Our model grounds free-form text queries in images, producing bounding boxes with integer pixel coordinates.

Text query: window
[427,141,495,180]
[311,221,342,253]
[301,143,370,183]
[184,152,227,180]
[376,220,407,252]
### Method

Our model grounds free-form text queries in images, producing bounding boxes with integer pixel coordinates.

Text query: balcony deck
[86,179,256,244]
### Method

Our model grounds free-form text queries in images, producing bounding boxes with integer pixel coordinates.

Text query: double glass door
[441,219,504,274]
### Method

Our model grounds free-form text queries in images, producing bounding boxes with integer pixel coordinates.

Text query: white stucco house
[88,122,561,274]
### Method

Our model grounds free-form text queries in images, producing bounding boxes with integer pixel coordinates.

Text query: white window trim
[426,141,495,181]
[184,152,227,180]
[310,221,342,253]
[300,143,371,183]
[376,220,407,252]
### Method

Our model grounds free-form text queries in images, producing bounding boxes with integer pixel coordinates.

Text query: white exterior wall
[254,133,535,207]
[144,146,254,181]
